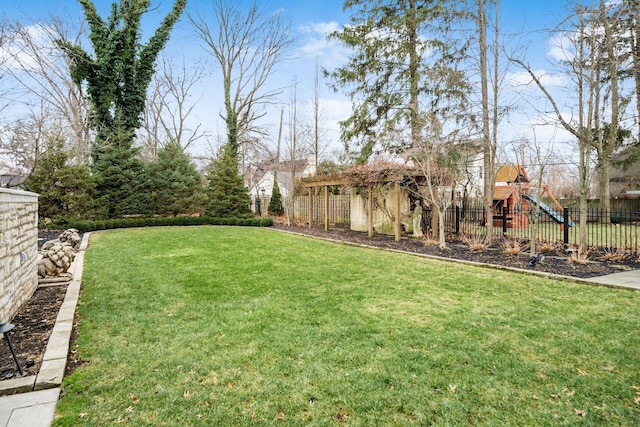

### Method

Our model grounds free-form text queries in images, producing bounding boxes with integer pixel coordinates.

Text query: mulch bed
[0,285,67,380]
[0,231,81,382]
[1,225,636,384]
[272,223,640,279]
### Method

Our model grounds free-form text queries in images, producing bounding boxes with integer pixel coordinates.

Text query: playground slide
[522,194,574,227]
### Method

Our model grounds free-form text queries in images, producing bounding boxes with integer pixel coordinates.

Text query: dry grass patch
[462,234,492,252]
[501,239,525,256]
[602,246,628,263]
[422,237,440,247]
[567,246,591,265]
[537,241,558,254]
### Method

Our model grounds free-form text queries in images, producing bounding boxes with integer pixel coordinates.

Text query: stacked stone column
[0,189,39,322]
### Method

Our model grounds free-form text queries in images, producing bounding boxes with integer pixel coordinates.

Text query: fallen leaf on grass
[574,408,586,416]
[131,396,139,405]
[125,406,134,414]
[184,390,193,399]
[577,369,587,376]
[448,384,457,394]
[79,413,88,419]
[563,387,575,397]
[336,409,350,422]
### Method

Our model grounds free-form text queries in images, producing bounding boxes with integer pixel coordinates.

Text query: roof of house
[252,158,311,185]
[495,165,529,183]
[493,186,513,201]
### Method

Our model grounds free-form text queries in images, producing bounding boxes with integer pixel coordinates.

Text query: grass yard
[53,226,640,426]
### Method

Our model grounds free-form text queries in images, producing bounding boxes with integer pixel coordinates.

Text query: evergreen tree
[25,136,96,223]
[58,0,186,163]
[326,0,466,162]
[93,141,153,218]
[268,172,284,216]
[148,141,207,216]
[206,144,252,218]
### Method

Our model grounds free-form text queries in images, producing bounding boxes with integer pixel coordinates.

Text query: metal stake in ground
[0,323,24,376]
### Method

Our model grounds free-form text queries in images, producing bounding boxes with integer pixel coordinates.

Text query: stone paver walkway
[582,268,640,289]
[0,388,59,427]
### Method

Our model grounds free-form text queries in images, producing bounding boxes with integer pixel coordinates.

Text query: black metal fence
[447,205,640,254]
[283,194,639,254]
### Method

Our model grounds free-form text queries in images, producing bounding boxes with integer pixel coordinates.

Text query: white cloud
[547,33,575,62]
[295,21,348,67]
[298,21,340,36]
[0,24,53,71]
[507,70,568,89]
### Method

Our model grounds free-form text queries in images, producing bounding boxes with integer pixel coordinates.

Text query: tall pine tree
[206,144,253,218]
[268,172,284,216]
[149,141,207,216]
[25,136,96,223]
[326,0,466,163]
[93,141,153,218]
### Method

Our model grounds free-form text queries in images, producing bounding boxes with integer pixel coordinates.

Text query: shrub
[501,239,525,256]
[566,246,591,265]
[462,234,492,252]
[58,216,273,233]
[537,242,558,254]
[602,246,627,263]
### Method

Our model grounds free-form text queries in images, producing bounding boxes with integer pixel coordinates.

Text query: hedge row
[51,216,274,233]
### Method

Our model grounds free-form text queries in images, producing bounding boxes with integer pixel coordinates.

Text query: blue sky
[3,0,575,160]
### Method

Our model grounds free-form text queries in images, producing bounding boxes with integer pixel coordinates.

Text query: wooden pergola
[300,169,427,242]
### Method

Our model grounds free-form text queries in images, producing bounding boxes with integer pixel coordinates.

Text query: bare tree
[411,119,466,249]
[592,0,628,215]
[189,0,293,158]
[0,21,12,115]
[284,82,300,226]
[307,60,327,172]
[0,107,49,187]
[510,3,606,253]
[139,54,207,161]
[473,0,507,241]
[0,17,90,164]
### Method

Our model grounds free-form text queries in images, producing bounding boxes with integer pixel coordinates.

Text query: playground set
[489,165,574,229]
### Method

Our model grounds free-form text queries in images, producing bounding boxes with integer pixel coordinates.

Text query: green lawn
[53,226,640,426]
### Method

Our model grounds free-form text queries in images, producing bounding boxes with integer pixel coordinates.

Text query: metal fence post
[455,206,460,235]
[563,207,569,245]
[502,206,508,236]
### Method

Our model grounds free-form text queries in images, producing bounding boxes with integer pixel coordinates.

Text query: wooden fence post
[308,187,313,229]
[324,186,330,231]
[395,182,401,242]
[368,186,374,238]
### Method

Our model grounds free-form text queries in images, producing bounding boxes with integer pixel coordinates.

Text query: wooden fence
[253,194,351,224]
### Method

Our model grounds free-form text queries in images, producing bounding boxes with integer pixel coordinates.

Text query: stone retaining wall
[0,188,39,322]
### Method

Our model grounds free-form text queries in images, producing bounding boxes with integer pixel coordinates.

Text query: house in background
[609,156,640,199]
[0,172,27,189]
[247,154,317,200]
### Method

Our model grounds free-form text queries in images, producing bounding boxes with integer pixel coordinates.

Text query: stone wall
[0,189,39,322]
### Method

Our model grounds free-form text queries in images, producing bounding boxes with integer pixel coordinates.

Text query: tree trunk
[438,209,447,250]
[408,0,421,149]
[478,0,494,239]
